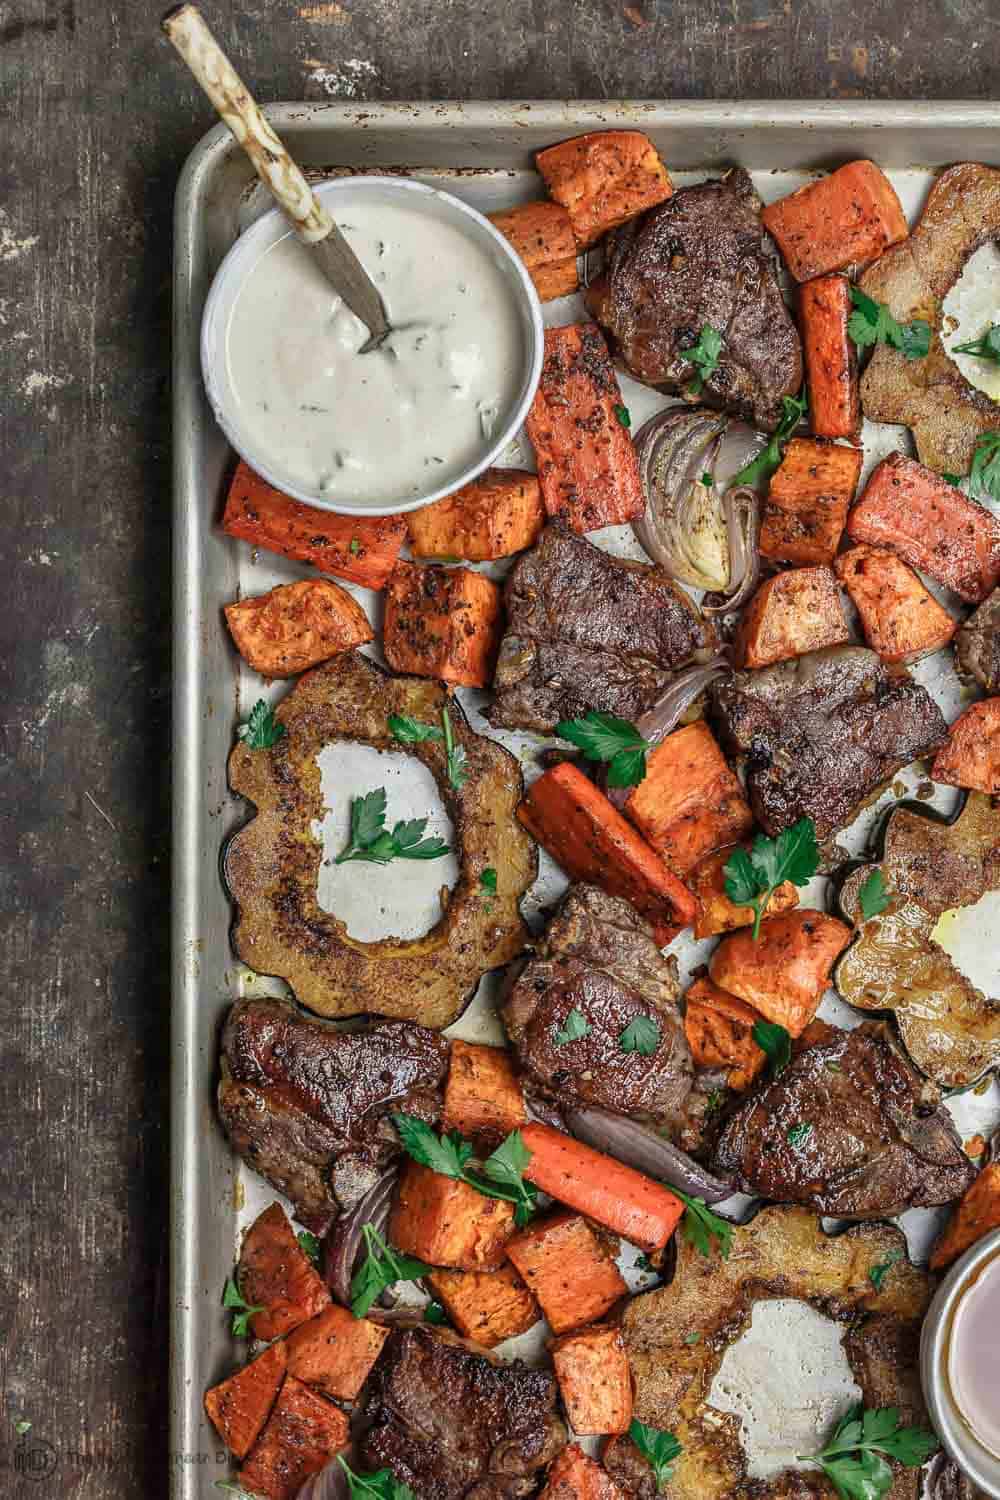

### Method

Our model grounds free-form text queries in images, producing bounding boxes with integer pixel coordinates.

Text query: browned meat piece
[360,1327,566,1500]
[712,1020,976,1218]
[709,646,947,839]
[585,168,802,431]
[489,523,716,734]
[502,885,692,1128]
[218,998,449,1233]
[956,587,1000,692]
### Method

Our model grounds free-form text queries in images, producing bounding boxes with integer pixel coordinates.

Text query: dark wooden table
[0,0,991,1493]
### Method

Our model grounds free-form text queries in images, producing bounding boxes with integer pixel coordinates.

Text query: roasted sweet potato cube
[407,469,545,562]
[540,1443,627,1500]
[834,544,957,663]
[536,130,673,248]
[239,1375,350,1500]
[224,578,373,678]
[426,1262,540,1348]
[550,1324,633,1436]
[506,1212,627,1334]
[204,1342,288,1460]
[690,845,798,940]
[285,1302,389,1401]
[761,160,909,282]
[390,1160,515,1270]
[238,1203,330,1342]
[709,910,852,1038]
[684,977,766,1092]
[932,699,1000,794]
[383,562,502,688]
[442,1040,526,1145]
[735,565,850,669]
[623,721,752,876]
[930,1163,1000,1271]
[760,438,863,566]
[488,201,580,301]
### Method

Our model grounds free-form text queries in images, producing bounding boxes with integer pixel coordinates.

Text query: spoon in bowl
[161,3,391,351]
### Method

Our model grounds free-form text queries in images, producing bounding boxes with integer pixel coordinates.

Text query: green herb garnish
[684,1331,701,1345]
[480,866,498,894]
[673,1190,734,1260]
[237,699,285,750]
[701,471,714,487]
[684,324,723,395]
[555,710,649,789]
[335,787,451,866]
[869,1247,904,1292]
[393,1115,537,1227]
[969,430,1000,505]
[619,1014,661,1055]
[952,324,1000,363]
[797,1404,939,1499]
[554,1007,592,1045]
[350,1223,432,1320]
[628,1418,683,1491]
[858,869,891,921]
[441,704,468,790]
[723,817,820,940]
[424,1300,447,1325]
[731,391,807,489]
[787,1122,813,1149]
[614,402,632,428]
[848,286,931,360]
[296,1230,321,1266]
[942,472,962,487]
[388,714,445,745]
[339,1457,418,1500]
[14,1421,31,1436]
[753,1019,792,1077]
[349,538,362,555]
[222,1275,265,1338]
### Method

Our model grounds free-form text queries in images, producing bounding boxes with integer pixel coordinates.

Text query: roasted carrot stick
[799,274,860,439]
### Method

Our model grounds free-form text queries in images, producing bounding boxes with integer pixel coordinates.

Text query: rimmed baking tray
[171,102,1000,1500]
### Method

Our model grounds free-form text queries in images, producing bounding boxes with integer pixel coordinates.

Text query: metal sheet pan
[171,102,1000,1500]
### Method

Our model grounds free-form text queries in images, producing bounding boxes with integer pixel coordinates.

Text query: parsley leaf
[555,1007,591,1045]
[620,1015,661,1055]
[952,324,1000,363]
[753,1019,792,1077]
[858,869,891,921]
[555,710,649,789]
[683,324,723,396]
[614,402,632,428]
[868,1247,904,1292]
[479,1130,538,1225]
[723,818,820,940]
[480,867,498,894]
[969,430,1000,505]
[339,1456,418,1500]
[14,1421,31,1436]
[222,1275,265,1338]
[673,1189,734,1260]
[628,1418,683,1491]
[237,699,285,750]
[942,472,963,487]
[731,391,807,489]
[349,538,361,555]
[335,788,451,865]
[684,1331,701,1345]
[848,286,931,361]
[701,471,714,488]
[393,1115,537,1227]
[787,1122,813,1148]
[296,1230,321,1266]
[424,1299,447,1324]
[798,1404,939,1499]
[388,714,445,744]
[350,1223,432,1319]
[441,704,469,790]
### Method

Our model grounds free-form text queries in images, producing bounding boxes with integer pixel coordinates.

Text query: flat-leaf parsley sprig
[335,787,450,866]
[723,817,820,940]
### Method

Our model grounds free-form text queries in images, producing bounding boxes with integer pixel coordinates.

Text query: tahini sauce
[224,193,525,505]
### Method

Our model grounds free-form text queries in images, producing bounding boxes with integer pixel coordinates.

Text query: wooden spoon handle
[162,4,334,244]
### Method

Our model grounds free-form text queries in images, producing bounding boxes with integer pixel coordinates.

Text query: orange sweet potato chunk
[506,1211,627,1334]
[930,1162,1000,1270]
[442,1040,527,1146]
[284,1302,389,1401]
[239,1375,349,1500]
[623,722,753,876]
[932,699,1000,794]
[735,566,850,669]
[204,1342,288,1460]
[834,544,957,664]
[407,469,545,561]
[690,845,798,940]
[709,911,852,1038]
[426,1262,541,1348]
[390,1160,515,1270]
[383,562,502,688]
[488,201,580,301]
[540,1443,627,1500]
[550,1324,633,1436]
[684,976,766,1091]
[238,1203,330,1342]
[760,438,863,567]
[536,130,673,248]
[761,160,908,282]
[224,578,373,677]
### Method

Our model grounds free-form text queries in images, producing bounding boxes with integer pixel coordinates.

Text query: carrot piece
[847,453,1000,603]
[442,1040,527,1146]
[708,910,852,1038]
[224,578,373,678]
[238,1203,331,1342]
[535,130,673,248]
[488,201,580,301]
[505,1211,628,1333]
[622,722,753,876]
[406,469,545,562]
[517,762,698,947]
[426,1262,540,1348]
[389,1160,516,1270]
[239,1374,350,1500]
[759,437,863,567]
[526,324,644,534]
[550,1324,633,1436]
[932,699,1000,794]
[735,565,850,669]
[683,977,766,1092]
[540,1443,627,1500]
[284,1302,389,1401]
[383,561,502,688]
[690,846,798,940]
[799,274,861,439]
[834,544,957,664]
[204,1342,288,1461]
[221,460,407,590]
[761,160,909,282]
[518,1122,685,1254]
[930,1162,1000,1271]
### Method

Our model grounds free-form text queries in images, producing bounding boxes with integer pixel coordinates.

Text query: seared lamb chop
[502,885,692,1128]
[360,1327,565,1500]
[218,998,449,1233]
[712,1020,976,1218]
[489,523,716,734]
[709,646,947,839]
[956,586,1000,692]
[585,168,802,431]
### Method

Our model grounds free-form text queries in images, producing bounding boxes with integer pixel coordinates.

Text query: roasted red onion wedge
[323,1166,397,1309]
[601,658,730,810]
[563,1104,734,1204]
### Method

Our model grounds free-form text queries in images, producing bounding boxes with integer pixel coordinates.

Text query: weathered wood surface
[0,1,990,1494]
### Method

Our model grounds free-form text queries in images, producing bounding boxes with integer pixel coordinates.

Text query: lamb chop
[489,522,717,734]
[218,997,449,1234]
[360,1326,566,1500]
[585,167,803,431]
[712,1020,976,1218]
[709,646,947,839]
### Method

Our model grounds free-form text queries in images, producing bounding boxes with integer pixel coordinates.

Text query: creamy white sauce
[224,193,525,505]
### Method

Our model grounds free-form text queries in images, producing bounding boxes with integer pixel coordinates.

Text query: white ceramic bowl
[921,1226,1000,1497]
[200,175,544,517]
